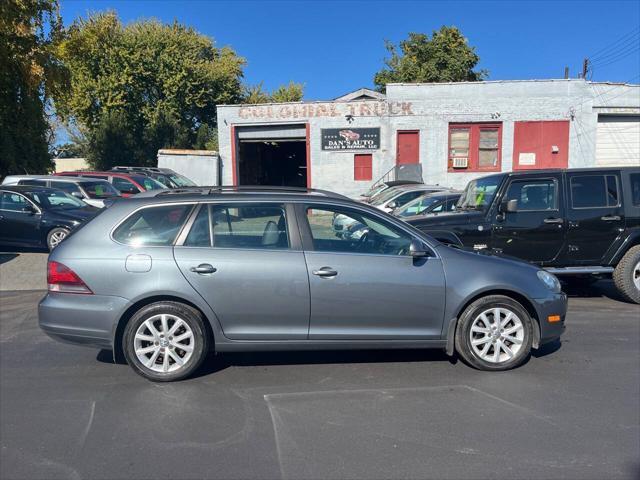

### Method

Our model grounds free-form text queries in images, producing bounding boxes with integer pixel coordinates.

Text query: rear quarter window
[113,204,193,246]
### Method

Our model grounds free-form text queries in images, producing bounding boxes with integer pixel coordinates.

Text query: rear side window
[50,181,82,195]
[113,204,193,246]
[631,173,640,206]
[18,179,46,186]
[201,204,289,250]
[570,175,619,208]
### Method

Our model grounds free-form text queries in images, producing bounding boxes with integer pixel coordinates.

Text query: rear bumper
[38,293,129,349]
[533,292,568,345]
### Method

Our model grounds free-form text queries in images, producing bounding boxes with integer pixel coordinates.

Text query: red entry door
[396,131,420,165]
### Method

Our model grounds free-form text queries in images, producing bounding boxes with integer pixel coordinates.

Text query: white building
[216,79,639,196]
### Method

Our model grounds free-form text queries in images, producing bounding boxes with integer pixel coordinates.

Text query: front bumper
[532,292,568,346]
[38,292,129,349]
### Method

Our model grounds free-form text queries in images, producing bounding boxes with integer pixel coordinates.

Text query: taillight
[47,261,93,294]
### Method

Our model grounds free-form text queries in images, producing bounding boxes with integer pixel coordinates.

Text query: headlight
[537,270,561,293]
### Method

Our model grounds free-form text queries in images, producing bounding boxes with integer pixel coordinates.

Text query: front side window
[113,204,193,246]
[307,206,412,256]
[80,181,121,198]
[131,175,165,191]
[504,179,558,211]
[448,123,502,172]
[0,192,29,211]
[570,175,619,209]
[203,204,289,249]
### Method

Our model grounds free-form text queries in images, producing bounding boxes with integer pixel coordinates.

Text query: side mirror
[21,205,37,215]
[71,192,83,198]
[409,239,429,258]
[387,201,397,210]
[499,199,518,213]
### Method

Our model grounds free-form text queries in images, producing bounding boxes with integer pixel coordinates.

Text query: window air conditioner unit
[452,157,468,168]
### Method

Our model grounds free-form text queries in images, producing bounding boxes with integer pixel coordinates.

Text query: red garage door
[513,121,569,170]
[396,131,420,165]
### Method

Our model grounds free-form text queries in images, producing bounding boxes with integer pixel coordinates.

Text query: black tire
[123,301,209,382]
[613,246,640,304]
[46,227,70,251]
[454,295,533,371]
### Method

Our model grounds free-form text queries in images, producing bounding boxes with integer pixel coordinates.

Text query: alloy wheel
[633,260,640,291]
[469,307,524,363]
[134,314,194,373]
[49,230,67,249]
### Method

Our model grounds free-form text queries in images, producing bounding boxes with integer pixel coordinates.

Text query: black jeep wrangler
[406,167,640,303]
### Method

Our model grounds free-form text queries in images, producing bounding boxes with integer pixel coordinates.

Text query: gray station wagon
[39,187,567,381]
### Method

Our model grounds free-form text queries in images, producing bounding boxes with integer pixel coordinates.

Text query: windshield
[370,187,404,206]
[28,190,87,210]
[81,181,121,199]
[168,173,196,187]
[132,175,166,191]
[396,195,441,217]
[457,175,503,211]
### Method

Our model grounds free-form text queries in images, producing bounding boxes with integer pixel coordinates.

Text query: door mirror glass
[71,191,84,198]
[500,199,518,213]
[409,239,429,257]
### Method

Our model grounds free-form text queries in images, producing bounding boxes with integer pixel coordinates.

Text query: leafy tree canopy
[0,0,67,176]
[54,12,245,168]
[373,27,487,92]
[242,80,304,104]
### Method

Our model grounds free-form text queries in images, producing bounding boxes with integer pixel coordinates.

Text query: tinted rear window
[570,175,619,208]
[630,173,640,206]
[113,204,193,246]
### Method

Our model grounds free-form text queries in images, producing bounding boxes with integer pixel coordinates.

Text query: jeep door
[173,203,310,340]
[299,203,446,340]
[565,171,625,264]
[491,174,566,264]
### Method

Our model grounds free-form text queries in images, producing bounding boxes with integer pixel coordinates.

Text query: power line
[588,27,640,62]
[591,45,640,68]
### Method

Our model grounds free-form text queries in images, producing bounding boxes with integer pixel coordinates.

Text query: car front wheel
[455,295,533,371]
[47,227,70,251]
[123,301,209,382]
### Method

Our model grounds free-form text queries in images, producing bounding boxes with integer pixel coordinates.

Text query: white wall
[157,150,219,186]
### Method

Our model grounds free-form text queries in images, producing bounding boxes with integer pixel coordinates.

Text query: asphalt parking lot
[0,257,639,479]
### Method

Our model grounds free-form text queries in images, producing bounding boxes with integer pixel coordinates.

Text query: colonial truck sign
[321,128,381,151]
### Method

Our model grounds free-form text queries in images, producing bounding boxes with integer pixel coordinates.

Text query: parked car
[0,185,99,251]
[394,191,463,218]
[110,166,197,188]
[39,186,567,381]
[2,175,121,208]
[358,180,423,203]
[56,171,166,197]
[369,184,448,213]
[406,167,640,304]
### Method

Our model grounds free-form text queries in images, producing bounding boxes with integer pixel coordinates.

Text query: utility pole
[564,66,569,79]
[582,58,589,79]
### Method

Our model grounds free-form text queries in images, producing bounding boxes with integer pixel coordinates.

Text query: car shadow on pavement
[0,253,19,265]
[97,348,456,378]
[561,279,631,303]
[0,246,48,255]
[532,339,562,358]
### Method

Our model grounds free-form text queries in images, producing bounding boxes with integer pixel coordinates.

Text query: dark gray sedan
[39,187,567,381]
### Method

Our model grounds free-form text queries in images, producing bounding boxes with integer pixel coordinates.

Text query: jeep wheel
[455,295,533,371]
[613,246,640,304]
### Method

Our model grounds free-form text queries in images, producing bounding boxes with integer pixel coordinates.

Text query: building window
[448,123,502,172]
[354,154,373,181]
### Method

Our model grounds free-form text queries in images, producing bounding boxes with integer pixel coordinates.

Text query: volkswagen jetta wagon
[39,187,567,381]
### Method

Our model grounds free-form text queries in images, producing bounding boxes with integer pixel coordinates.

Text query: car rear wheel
[613,246,640,304]
[455,295,533,371]
[123,301,209,382]
[47,227,70,251]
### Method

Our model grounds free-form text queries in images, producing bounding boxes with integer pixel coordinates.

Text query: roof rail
[154,185,349,199]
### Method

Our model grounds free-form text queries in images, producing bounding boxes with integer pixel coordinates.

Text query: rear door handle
[312,267,338,278]
[601,215,621,221]
[189,263,217,275]
[543,217,564,224]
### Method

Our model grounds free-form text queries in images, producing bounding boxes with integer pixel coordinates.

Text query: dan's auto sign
[321,128,380,150]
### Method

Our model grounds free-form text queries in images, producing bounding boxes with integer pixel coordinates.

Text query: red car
[56,171,166,197]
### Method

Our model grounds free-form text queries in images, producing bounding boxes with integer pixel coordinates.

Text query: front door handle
[190,263,217,275]
[543,217,564,224]
[601,215,621,221]
[312,267,338,278]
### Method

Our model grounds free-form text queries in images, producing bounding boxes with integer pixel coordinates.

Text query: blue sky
[60,0,640,100]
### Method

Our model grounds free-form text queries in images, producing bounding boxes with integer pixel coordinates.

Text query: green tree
[242,80,304,103]
[373,27,487,92]
[0,0,67,177]
[54,12,245,167]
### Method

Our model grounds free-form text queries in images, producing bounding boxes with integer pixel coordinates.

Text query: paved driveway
[0,283,638,479]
